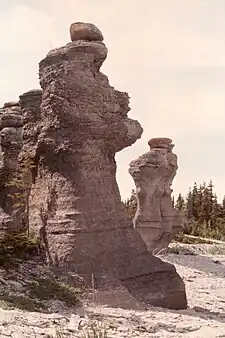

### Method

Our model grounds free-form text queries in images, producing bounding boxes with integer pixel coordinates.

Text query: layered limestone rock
[129,138,185,253]
[0,102,24,234]
[23,22,187,309]
[19,89,42,159]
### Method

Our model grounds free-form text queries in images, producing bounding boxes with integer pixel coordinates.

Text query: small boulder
[70,22,104,42]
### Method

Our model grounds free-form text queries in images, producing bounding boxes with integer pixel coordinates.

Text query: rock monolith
[129,138,185,252]
[22,22,187,309]
[0,102,24,235]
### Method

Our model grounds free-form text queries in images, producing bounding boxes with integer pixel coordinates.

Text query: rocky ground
[0,243,225,337]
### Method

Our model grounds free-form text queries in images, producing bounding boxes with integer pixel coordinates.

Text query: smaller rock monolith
[0,102,24,235]
[129,137,185,252]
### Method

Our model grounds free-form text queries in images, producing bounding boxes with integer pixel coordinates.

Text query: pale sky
[0,0,225,201]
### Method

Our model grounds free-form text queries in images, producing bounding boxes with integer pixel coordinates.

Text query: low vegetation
[0,231,41,267]
[50,321,108,338]
[0,232,84,312]
[29,277,84,307]
[0,293,46,312]
[0,276,83,312]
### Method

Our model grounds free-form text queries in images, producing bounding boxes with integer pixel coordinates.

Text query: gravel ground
[0,243,225,337]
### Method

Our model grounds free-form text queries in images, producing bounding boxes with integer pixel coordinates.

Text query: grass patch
[79,320,108,338]
[0,277,84,312]
[0,292,47,312]
[0,233,84,312]
[0,232,41,268]
[48,320,109,338]
[28,277,84,307]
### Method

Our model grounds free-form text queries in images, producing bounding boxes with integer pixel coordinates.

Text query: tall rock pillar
[129,138,185,252]
[25,23,187,309]
[0,102,24,235]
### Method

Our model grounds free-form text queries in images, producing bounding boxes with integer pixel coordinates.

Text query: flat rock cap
[148,137,172,149]
[70,22,104,42]
[3,102,20,108]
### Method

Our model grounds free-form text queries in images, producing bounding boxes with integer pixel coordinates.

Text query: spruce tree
[200,185,211,224]
[192,182,199,221]
[123,189,137,219]
[186,189,193,220]
[211,194,219,227]
[175,193,185,212]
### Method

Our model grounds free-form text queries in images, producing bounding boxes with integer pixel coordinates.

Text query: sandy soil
[0,243,225,337]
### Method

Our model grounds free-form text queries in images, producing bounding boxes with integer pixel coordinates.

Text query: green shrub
[0,292,47,312]
[29,277,84,307]
[0,232,41,267]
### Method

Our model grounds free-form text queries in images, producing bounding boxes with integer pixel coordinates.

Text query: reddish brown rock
[0,102,24,235]
[0,91,43,237]
[129,138,186,253]
[70,22,104,42]
[21,23,187,309]
[19,89,42,159]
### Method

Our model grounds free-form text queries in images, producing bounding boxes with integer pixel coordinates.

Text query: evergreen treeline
[123,180,225,241]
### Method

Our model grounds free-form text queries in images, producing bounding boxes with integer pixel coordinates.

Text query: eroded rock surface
[70,22,104,42]
[20,22,187,310]
[129,138,185,253]
[19,89,42,159]
[0,102,24,235]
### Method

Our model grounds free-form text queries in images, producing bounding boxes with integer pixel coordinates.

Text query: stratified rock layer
[0,102,24,234]
[20,89,42,157]
[23,22,187,309]
[129,138,185,252]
